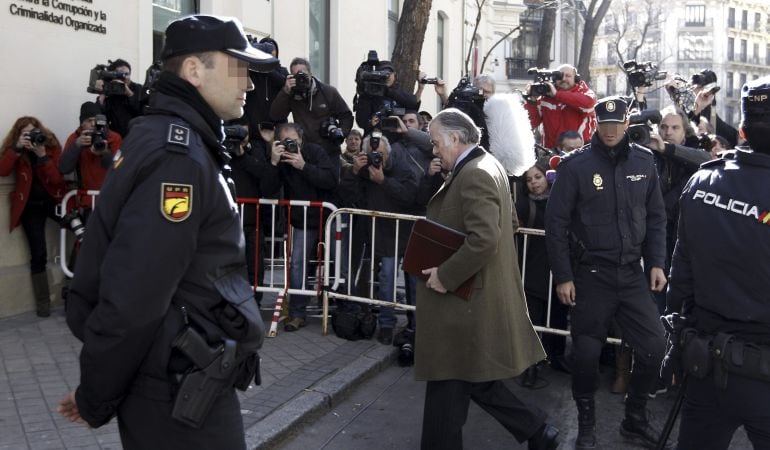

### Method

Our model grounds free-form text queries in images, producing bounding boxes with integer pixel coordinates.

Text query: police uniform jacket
[667,148,770,344]
[415,147,545,382]
[65,91,264,428]
[545,134,667,284]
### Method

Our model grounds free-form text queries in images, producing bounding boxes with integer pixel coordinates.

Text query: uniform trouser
[421,379,546,450]
[570,263,666,398]
[677,374,770,450]
[117,388,245,450]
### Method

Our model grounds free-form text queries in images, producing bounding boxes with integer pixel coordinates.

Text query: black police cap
[594,96,628,123]
[161,15,279,72]
[741,75,770,125]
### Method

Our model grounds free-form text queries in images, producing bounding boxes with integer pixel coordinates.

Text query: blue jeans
[289,227,320,318]
[377,256,416,329]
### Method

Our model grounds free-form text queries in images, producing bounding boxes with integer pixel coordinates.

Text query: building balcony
[677,49,714,61]
[678,18,713,29]
[505,58,537,80]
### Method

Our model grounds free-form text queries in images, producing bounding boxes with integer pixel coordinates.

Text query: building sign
[9,0,108,34]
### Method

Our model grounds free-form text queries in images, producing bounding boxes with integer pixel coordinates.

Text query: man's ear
[179,56,204,87]
[738,124,746,141]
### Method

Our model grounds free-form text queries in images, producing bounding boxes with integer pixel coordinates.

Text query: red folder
[403,218,476,300]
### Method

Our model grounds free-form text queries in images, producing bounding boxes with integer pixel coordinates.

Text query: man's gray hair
[431,108,481,145]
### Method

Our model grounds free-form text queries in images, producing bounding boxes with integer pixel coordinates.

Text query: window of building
[753,43,759,64]
[152,0,198,62]
[755,12,762,31]
[607,42,616,65]
[678,32,712,60]
[739,73,747,90]
[726,72,734,97]
[684,5,705,26]
[388,0,399,57]
[508,14,540,79]
[725,106,735,126]
[727,37,734,61]
[740,39,747,62]
[767,44,770,65]
[437,13,446,80]
[741,10,748,30]
[606,76,615,96]
[728,8,735,28]
[309,0,330,82]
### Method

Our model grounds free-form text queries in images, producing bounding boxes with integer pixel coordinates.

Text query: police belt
[680,328,770,388]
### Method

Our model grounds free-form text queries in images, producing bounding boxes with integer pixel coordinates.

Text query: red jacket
[0,145,67,231]
[63,128,122,206]
[524,80,597,149]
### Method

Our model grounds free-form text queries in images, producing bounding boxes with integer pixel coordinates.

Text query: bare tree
[577,0,613,83]
[391,0,433,94]
[610,0,663,67]
[464,0,487,76]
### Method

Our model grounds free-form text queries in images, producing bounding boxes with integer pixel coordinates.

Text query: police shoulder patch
[161,183,193,222]
[167,124,190,148]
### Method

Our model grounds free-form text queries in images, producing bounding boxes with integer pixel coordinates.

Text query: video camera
[223,125,249,153]
[320,117,345,145]
[87,64,129,96]
[623,60,667,89]
[691,69,721,96]
[26,128,46,146]
[292,71,312,97]
[527,68,563,97]
[420,77,439,85]
[374,99,405,132]
[627,109,662,145]
[91,115,109,152]
[355,50,392,97]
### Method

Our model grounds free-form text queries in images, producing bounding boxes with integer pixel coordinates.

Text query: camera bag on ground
[331,302,376,341]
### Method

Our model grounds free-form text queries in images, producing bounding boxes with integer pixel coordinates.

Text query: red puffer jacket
[0,145,67,231]
[524,80,597,149]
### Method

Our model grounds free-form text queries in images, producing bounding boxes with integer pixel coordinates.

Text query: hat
[79,101,101,123]
[741,75,770,125]
[594,96,628,123]
[161,15,279,72]
[254,41,275,55]
[419,110,433,121]
[377,61,395,72]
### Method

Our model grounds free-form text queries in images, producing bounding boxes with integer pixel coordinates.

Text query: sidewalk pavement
[0,304,398,450]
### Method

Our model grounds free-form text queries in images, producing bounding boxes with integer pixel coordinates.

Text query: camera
[87,64,129,96]
[373,100,405,131]
[282,138,299,154]
[627,109,662,145]
[367,151,383,168]
[91,115,109,152]
[223,125,249,153]
[26,128,46,146]
[367,130,384,168]
[60,210,86,243]
[320,117,345,145]
[695,133,716,151]
[420,77,439,85]
[355,50,392,97]
[623,60,667,89]
[292,71,311,97]
[139,61,162,105]
[527,68,564,97]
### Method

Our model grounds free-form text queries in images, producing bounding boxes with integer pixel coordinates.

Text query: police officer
[666,77,770,449]
[57,15,278,450]
[545,96,668,449]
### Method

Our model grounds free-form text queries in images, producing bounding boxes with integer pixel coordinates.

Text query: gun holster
[680,328,713,380]
[170,327,239,428]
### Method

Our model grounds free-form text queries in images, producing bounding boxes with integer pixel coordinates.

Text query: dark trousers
[117,388,245,450]
[526,293,569,358]
[20,200,59,274]
[421,379,546,450]
[570,264,666,398]
[677,374,770,450]
[243,225,265,304]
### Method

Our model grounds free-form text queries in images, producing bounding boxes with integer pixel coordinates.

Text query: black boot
[620,394,664,449]
[575,397,597,449]
[31,272,51,318]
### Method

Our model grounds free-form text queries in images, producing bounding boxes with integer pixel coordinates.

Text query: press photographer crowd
[3,14,769,450]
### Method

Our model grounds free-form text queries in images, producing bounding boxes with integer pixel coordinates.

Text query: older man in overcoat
[416,108,559,450]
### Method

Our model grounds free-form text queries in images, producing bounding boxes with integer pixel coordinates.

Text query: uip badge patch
[161,183,192,222]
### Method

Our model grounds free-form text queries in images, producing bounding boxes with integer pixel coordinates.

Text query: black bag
[331,304,376,341]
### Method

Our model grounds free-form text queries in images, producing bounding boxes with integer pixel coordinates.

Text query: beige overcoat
[414,148,546,382]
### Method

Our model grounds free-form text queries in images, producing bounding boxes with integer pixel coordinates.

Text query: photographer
[0,117,66,317]
[93,59,143,137]
[270,57,353,163]
[244,38,289,140]
[339,133,417,345]
[687,69,739,148]
[260,123,338,331]
[354,59,419,136]
[524,64,596,149]
[60,102,122,218]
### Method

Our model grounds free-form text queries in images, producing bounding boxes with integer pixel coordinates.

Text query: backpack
[331,303,376,341]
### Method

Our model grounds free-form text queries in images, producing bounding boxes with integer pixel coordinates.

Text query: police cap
[595,96,628,123]
[161,15,278,72]
[741,76,770,126]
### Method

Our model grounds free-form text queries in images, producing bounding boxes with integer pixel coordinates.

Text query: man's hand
[352,154,368,175]
[389,115,408,134]
[693,89,715,115]
[123,82,134,97]
[427,157,442,176]
[435,79,448,105]
[546,81,557,97]
[283,75,297,94]
[556,281,576,306]
[422,267,447,293]
[57,391,87,426]
[270,141,284,166]
[368,164,385,184]
[75,132,93,148]
[281,150,306,170]
[647,133,666,153]
[649,267,667,292]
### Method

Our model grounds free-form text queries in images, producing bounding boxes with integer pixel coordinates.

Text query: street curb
[244,343,398,449]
